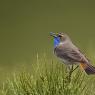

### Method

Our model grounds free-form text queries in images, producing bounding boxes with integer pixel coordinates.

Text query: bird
[50,32,95,75]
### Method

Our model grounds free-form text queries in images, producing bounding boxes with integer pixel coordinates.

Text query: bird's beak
[50,32,57,38]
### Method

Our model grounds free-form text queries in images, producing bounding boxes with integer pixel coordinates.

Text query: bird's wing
[65,49,86,62]
[54,46,88,63]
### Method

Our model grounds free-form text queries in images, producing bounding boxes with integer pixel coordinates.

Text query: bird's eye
[58,34,62,37]
[58,34,63,38]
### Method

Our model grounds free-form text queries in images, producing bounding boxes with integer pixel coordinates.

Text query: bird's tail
[80,63,95,75]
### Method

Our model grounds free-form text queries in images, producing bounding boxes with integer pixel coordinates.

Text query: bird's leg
[67,65,79,83]
[72,65,79,72]
[71,64,74,71]
[65,64,79,83]
[66,64,73,83]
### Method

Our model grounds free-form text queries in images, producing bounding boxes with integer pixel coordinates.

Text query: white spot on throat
[59,42,65,45]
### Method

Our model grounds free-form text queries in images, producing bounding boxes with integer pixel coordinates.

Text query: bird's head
[50,32,71,47]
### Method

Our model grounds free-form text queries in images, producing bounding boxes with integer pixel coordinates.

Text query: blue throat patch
[54,37,60,47]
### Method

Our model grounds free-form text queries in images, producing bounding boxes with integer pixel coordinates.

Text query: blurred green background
[0,0,95,83]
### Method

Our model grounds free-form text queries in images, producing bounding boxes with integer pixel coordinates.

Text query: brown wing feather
[54,46,89,63]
